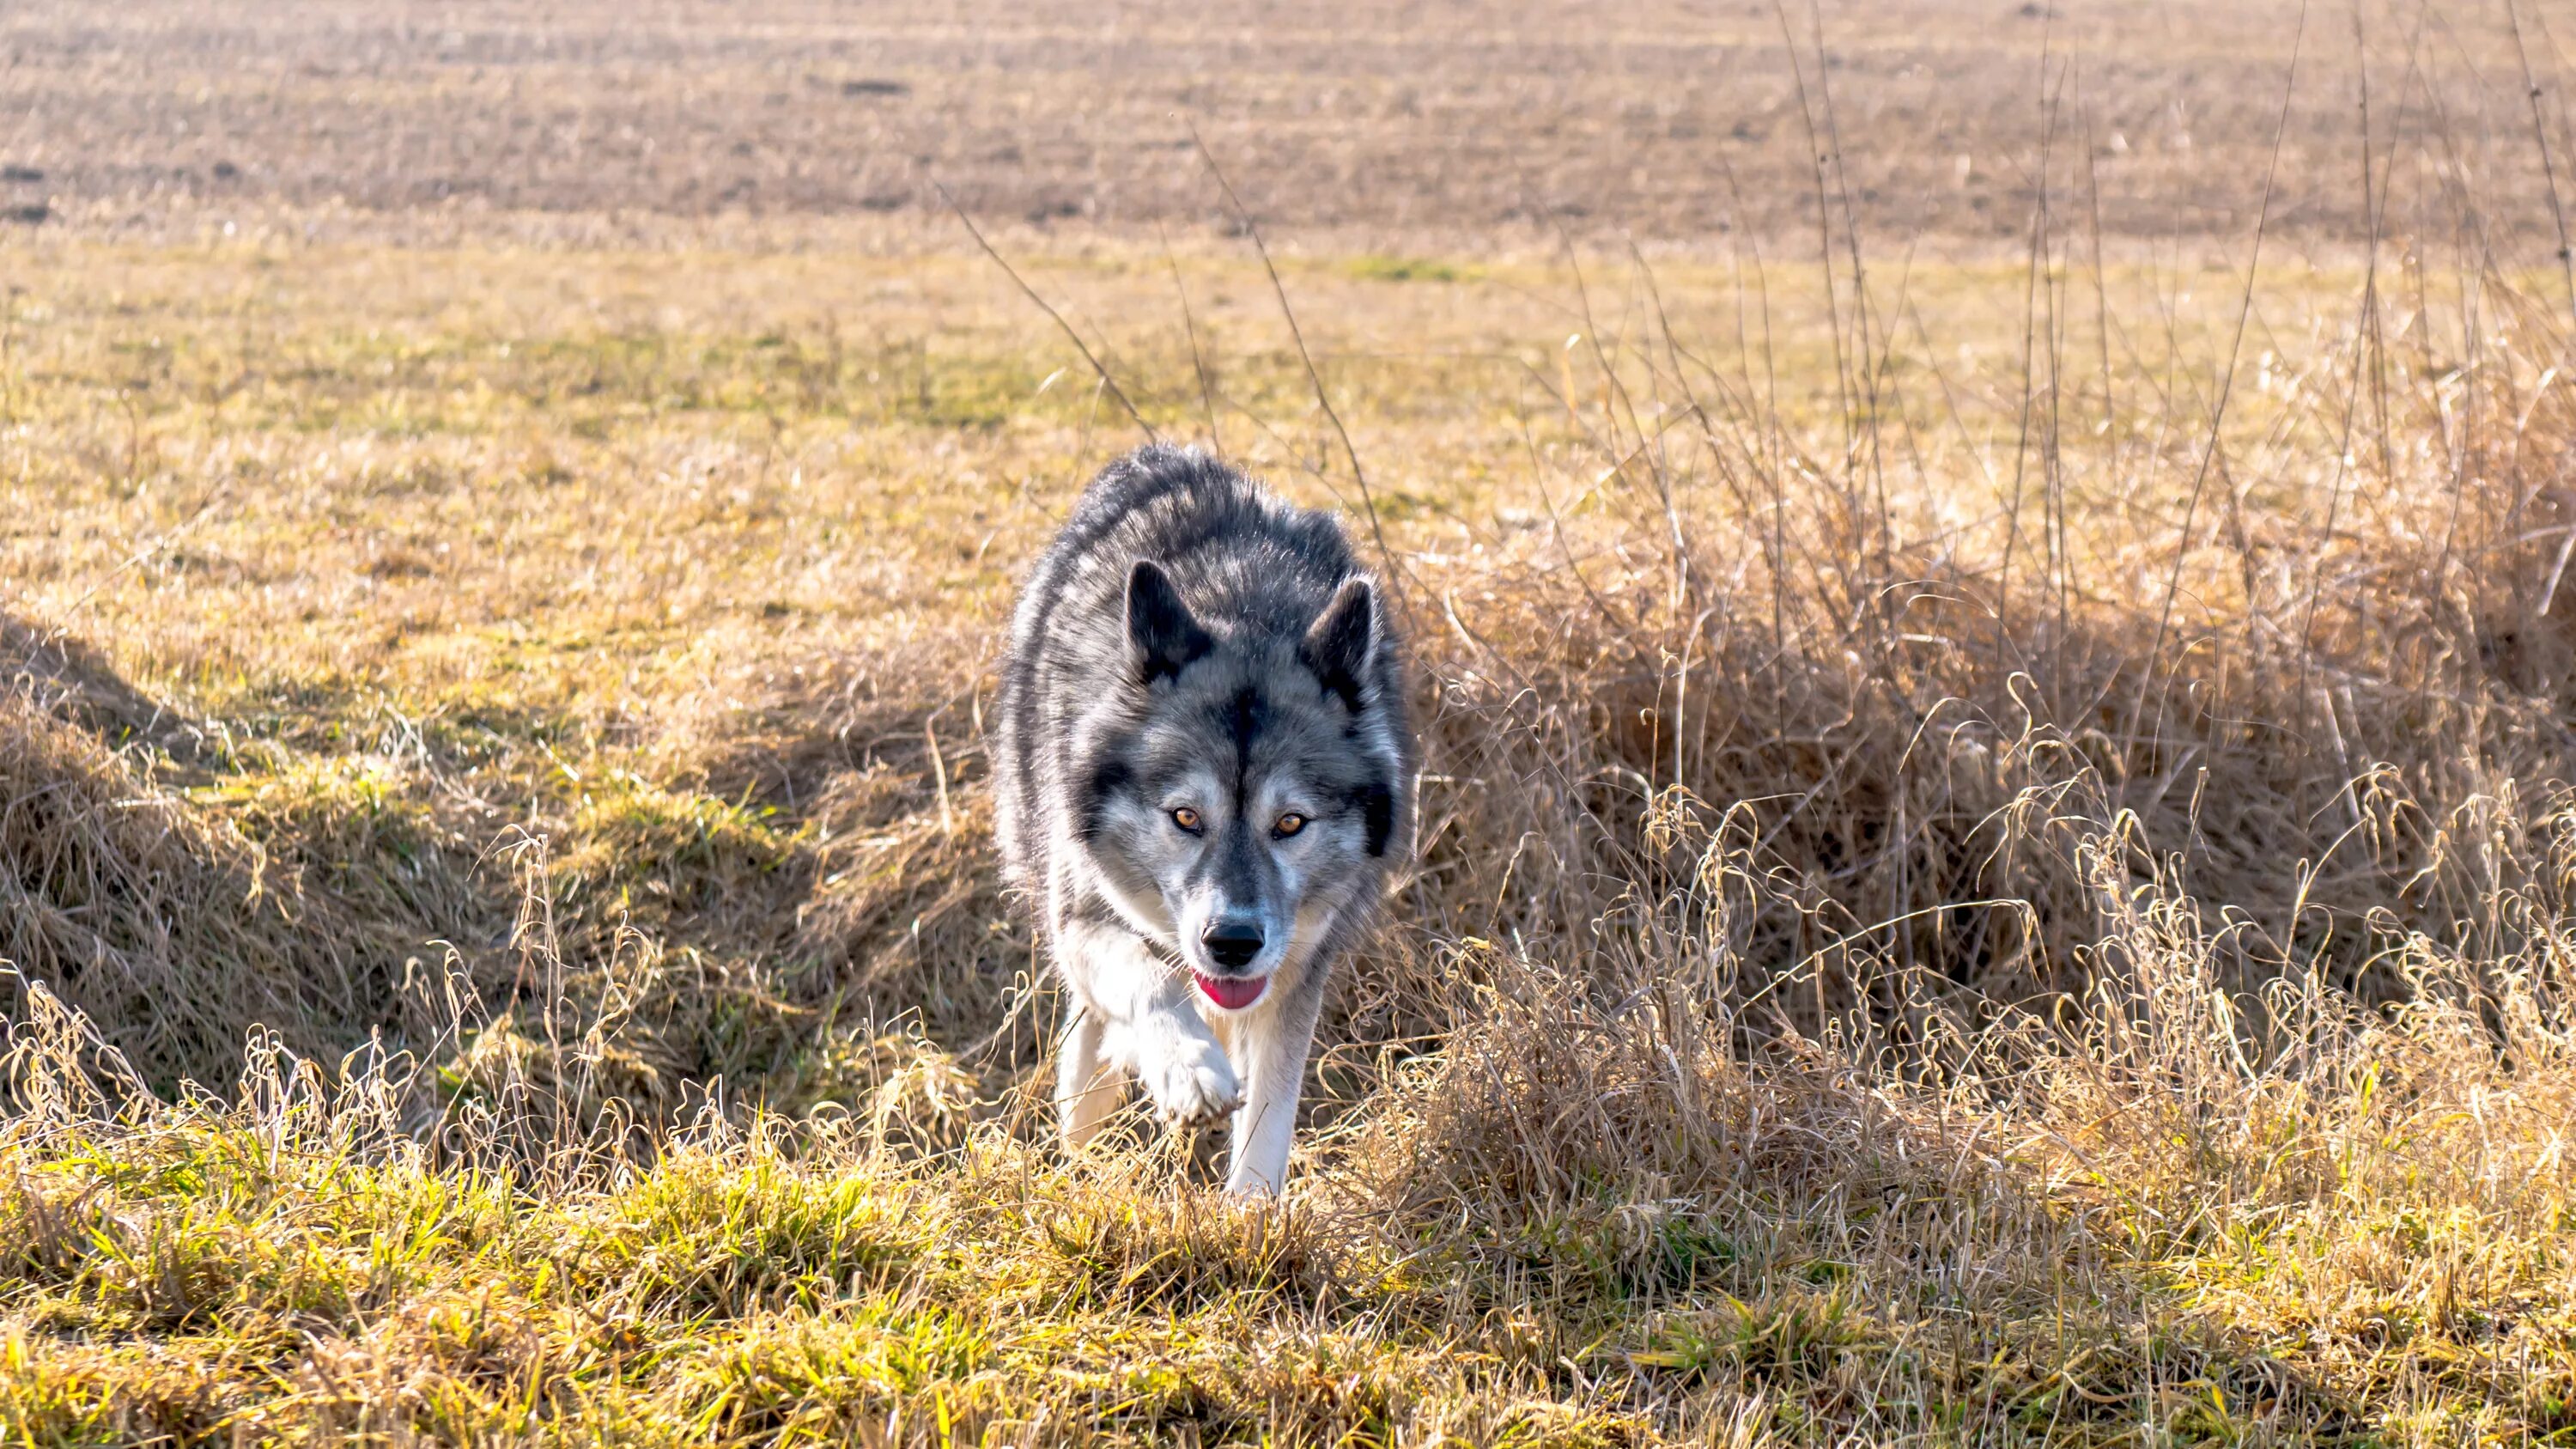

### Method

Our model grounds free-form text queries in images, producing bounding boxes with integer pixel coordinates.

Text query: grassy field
[13,1,2576,1444]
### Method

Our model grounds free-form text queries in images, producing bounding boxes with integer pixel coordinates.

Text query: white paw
[1138,1037,1242,1124]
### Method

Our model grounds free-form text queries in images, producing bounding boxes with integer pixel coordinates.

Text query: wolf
[993,445,1418,1195]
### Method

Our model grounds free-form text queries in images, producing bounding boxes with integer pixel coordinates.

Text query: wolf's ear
[1301,577,1376,709]
[1126,559,1211,685]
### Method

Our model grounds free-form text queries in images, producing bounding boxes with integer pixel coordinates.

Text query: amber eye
[1273,813,1308,837]
[1170,807,1203,833]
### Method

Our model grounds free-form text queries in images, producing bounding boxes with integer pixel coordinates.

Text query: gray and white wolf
[993,445,1418,1195]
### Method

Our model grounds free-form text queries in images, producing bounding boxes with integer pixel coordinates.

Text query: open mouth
[1192,971,1268,1011]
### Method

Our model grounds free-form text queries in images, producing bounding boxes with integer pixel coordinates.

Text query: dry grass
[11,0,2576,1443]
[5,0,2571,255]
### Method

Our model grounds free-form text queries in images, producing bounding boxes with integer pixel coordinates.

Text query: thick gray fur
[993,444,1418,1194]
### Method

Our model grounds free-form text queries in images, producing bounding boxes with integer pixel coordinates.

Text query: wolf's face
[1075,560,1401,1014]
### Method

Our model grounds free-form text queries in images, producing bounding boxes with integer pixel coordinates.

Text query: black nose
[1201,919,1265,971]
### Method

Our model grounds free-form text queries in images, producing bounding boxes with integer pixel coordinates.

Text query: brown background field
[9,0,2572,253]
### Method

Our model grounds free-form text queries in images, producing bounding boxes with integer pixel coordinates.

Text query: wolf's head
[1075,558,1407,1014]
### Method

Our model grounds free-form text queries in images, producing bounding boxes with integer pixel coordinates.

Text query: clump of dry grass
[0,650,444,1095]
[1383,234,2576,1020]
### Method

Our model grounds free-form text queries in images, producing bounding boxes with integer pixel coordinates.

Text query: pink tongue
[1195,972,1267,1009]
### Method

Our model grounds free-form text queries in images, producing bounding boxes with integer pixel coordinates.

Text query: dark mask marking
[1357,778,1394,856]
[1076,750,1135,843]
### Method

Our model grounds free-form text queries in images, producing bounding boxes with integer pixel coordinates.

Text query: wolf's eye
[1273,813,1308,837]
[1170,807,1203,833]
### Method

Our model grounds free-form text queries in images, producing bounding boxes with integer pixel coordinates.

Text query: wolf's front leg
[1226,986,1322,1196]
[1064,919,1240,1124]
[1054,1008,1123,1148]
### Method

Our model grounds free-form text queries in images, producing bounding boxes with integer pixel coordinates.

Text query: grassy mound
[8,818,2576,1442]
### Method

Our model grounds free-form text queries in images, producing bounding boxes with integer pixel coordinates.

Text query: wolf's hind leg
[1056,1009,1122,1148]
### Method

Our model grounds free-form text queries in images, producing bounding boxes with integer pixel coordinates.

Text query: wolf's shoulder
[1071,447,1355,581]
[1062,444,1256,532]
[1010,447,1349,635]
[1054,444,1324,562]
